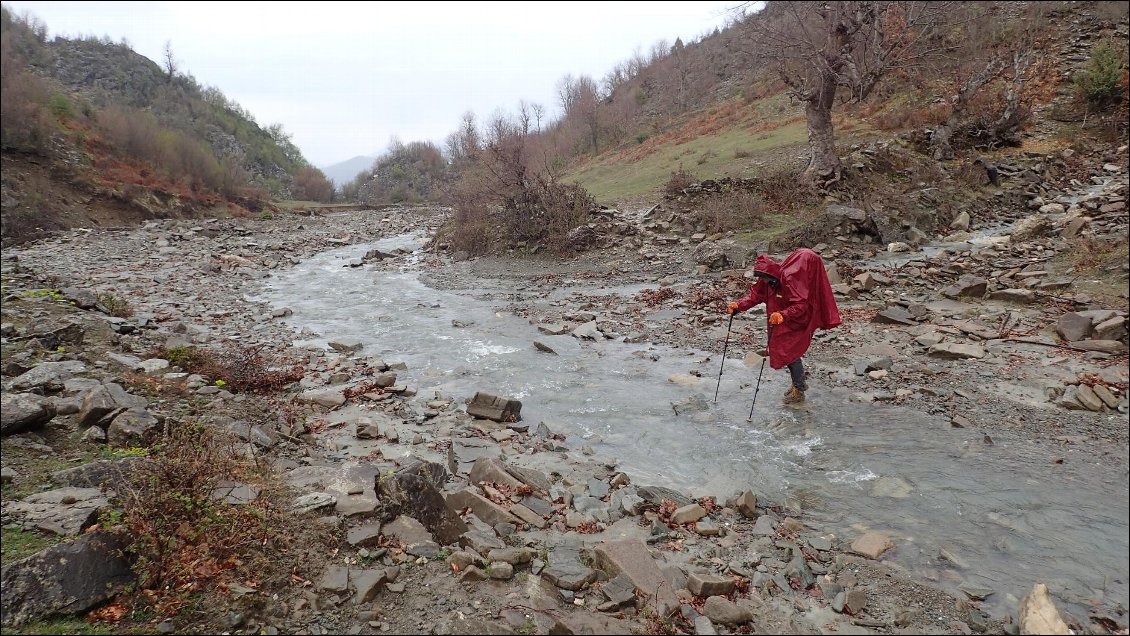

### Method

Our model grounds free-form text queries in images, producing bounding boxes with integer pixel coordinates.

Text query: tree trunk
[931,115,958,160]
[802,73,842,187]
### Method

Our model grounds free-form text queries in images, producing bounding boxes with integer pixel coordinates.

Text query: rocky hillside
[0,6,330,247]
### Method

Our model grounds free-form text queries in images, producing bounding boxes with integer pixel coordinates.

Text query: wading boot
[783,386,806,404]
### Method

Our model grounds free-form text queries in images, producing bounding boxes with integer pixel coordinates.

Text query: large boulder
[1011,215,1054,242]
[1,393,57,436]
[0,531,134,627]
[77,383,148,428]
[692,242,730,271]
[376,459,467,545]
[8,361,87,393]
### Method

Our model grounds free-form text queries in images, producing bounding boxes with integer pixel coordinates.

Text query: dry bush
[663,168,697,197]
[446,126,594,255]
[699,189,764,233]
[156,344,305,393]
[753,165,819,212]
[110,423,289,617]
[0,62,53,151]
[291,166,334,202]
[1067,235,1130,273]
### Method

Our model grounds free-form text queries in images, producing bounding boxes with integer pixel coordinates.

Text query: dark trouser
[786,359,807,390]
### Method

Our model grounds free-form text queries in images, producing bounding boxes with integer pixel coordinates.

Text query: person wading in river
[727,248,842,404]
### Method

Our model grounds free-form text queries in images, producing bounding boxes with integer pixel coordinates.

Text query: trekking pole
[747,325,773,422]
[713,312,734,402]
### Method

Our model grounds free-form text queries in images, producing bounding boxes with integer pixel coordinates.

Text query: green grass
[565,120,809,204]
[1,527,60,566]
[0,616,116,635]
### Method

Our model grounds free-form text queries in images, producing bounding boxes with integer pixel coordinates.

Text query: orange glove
[768,312,784,326]
[727,302,740,315]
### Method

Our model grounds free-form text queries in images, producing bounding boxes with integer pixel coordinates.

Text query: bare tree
[929,3,1044,159]
[531,102,545,133]
[745,1,950,186]
[517,100,532,137]
[163,40,177,79]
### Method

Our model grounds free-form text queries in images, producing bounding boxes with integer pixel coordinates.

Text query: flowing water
[254,233,1129,619]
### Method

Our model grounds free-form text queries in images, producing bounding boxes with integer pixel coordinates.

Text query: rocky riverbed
[2,153,1128,635]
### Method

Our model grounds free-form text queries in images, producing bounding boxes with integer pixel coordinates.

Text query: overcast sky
[4,1,742,167]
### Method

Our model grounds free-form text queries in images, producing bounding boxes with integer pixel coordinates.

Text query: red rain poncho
[734,248,841,369]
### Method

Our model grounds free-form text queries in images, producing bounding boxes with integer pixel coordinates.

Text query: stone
[292,492,337,514]
[571,320,604,340]
[5,487,107,536]
[77,383,147,427]
[1056,313,1093,342]
[9,360,87,392]
[509,503,548,529]
[446,488,520,527]
[466,392,522,422]
[297,388,346,408]
[671,503,707,525]
[989,289,1035,304]
[488,562,514,580]
[347,523,383,547]
[541,562,597,591]
[951,211,971,231]
[107,408,160,448]
[1092,317,1127,342]
[52,459,138,491]
[734,490,758,519]
[942,275,988,299]
[459,531,504,555]
[445,439,499,476]
[1019,583,1070,635]
[850,532,893,559]
[843,589,868,614]
[702,596,752,626]
[928,343,986,360]
[487,548,534,565]
[351,569,388,604]
[317,566,349,592]
[0,531,133,627]
[468,457,524,490]
[1011,215,1053,241]
[378,461,467,545]
[694,616,718,635]
[1070,340,1126,353]
[1075,384,1105,412]
[687,573,735,597]
[328,338,363,353]
[355,417,381,439]
[872,306,917,325]
[1,393,56,436]
[1092,384,1120,409]
[636,485,692,507]
[594,540,678,616]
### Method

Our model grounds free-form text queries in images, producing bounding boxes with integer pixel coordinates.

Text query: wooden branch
[1000,338,1095,353]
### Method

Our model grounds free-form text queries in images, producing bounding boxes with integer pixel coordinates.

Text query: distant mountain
[320,155,377,186]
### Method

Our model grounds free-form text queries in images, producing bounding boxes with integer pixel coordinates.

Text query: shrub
[48,92,74,120]
[98,293,134,318]
[1075,41,1127,107]
[152,344,305,393]
[663,168,696,197]
[291,166,333,203]
[699,189,764,233]
[111,423,288,616]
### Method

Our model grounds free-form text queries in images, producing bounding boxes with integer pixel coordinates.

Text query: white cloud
[3,0,739,166]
